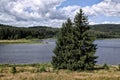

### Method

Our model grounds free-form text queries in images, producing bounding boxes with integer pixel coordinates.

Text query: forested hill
[0,24,120,40]
[0,24,59,40]
[91,24,120,38]
[92,24,120,32]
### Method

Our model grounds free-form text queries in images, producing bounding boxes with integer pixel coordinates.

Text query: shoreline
[0,39,41,44]
[0,38,56,44]
[0,38,120,44]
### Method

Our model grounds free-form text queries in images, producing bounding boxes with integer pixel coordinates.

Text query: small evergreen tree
[52,18,74,69]
[52,9,97,71]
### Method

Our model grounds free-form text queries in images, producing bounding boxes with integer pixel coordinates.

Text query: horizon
[0,0,120,27]
[1,23,120,28]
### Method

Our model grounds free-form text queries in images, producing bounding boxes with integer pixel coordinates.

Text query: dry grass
[0,39,40,44]
[0,64,120,80]
[0,39,32,43]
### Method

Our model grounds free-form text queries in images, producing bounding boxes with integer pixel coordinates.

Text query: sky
[0,0,120,27]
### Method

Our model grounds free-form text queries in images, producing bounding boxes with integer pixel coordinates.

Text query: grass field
[0,39,41,44]
[0,64,120,80]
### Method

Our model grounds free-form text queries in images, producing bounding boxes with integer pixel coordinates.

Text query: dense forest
[0,24,59,40]
[91,24,120,38]
[0,24,120,40]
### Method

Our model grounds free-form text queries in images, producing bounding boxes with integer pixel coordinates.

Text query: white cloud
[88,21,120,25]
[0,0,70,27]
[102,21,120,24]
[83,0,120,17]
[89,21,98,25]
[0,0,81,27]
[0,0,120,27]
[60,6,80,19]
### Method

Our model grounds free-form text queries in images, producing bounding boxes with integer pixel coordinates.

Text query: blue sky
[60,0,102,7]
[0,0,120,27]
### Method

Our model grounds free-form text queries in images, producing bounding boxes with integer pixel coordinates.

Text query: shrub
[118,64,120,71]
[39,66,46,72]
[103,63,109,70]
[11,66,17,74]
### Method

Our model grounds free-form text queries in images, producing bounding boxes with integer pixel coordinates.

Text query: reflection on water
[0,39,120,65]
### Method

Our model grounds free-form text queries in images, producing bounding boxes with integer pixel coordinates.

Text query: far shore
[0,38,119,44]
[0,38,56,44]
[0,39,41,44]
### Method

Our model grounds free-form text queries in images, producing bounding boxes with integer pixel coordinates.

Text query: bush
[118,64,120,71]
[36,66,46,73]
[103,63,109,70]
[11,66,17,74]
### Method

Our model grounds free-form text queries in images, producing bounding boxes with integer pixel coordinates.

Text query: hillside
[0,24,120,40]
[92,24,120,33]
[0,24,59,40]
[91,24,120,38]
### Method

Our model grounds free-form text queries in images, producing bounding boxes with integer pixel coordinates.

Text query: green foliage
[0,23,120,40]
[11,66,17,74]
[0,25,59,40]
[52,9,97,71]
[118,64,120,71]
[91,24,120,38]
[103,63,109,70]
[39,66,46,72]
[26,36,32,39]
[52,18,74,70]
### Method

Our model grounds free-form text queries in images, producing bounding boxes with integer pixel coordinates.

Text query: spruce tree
[52,18,74,69]
[52,9,97,71]
[73,9,97,70]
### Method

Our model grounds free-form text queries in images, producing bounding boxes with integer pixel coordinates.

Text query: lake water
[0,39,120,65]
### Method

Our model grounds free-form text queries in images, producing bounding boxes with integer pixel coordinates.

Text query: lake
[0,39,120,65]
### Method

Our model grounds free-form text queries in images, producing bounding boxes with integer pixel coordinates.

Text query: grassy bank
[0,38,119,44]
[0,63,120,80]
[0,39,41,44]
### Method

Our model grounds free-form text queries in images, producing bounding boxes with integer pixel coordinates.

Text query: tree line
[91,24,120,38]
[0,22,120,40]
[0,24,59,40]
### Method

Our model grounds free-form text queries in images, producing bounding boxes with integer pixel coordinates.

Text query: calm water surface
[94,39,120,65]
[0,39,120,65]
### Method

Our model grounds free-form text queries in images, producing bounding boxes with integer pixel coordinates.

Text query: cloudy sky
[0,0,120,27]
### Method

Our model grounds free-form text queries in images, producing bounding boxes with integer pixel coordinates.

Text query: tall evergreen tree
[52,18,74,69]
[52,9,97,71]
[73,9,97,70]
